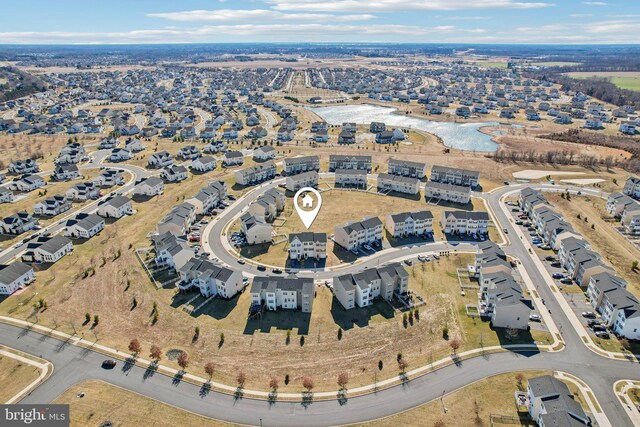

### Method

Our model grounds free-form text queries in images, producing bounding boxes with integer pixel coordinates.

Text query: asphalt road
[0,149,151,264]
[2,177,638,426]
[3,321,639,427]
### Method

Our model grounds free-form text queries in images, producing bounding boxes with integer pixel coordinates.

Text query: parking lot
[507,202,611,341]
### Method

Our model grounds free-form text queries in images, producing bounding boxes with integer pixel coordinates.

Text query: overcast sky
[0,0,638,44]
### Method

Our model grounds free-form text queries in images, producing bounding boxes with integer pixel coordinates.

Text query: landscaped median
[0,314,562,402]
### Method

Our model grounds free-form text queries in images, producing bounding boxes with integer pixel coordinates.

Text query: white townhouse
[288,232,327,261]
[333,263,409,310]
[441,211,490,236]
[0,188,13,204]
[284,156,320,176]
[0,262,35,295]
[253,145,276,161]
[109,147,132,162]
[125,138,146,152]
[335,169,367,188]
[377,173,420,195]
[147,151,174,168]
[250,276,315,313]
[424,181,471,204]
[177,145,201,161]
[606,192,638,218]
[621,205,640,235]
[52,164,79,181]
[161,164,188,183]
[385,211,433,238]
[185,181,226,215]
[285,170,318,192]
[65,182,100,202]
[97,195,134,219]
[241,213,272,245]
[133,177,164,197]
[222,151,244,167]
[0,211,36,235]
[248,188,285,222]
[334,216,383,251]
[235,162,277,186]
[63,213,105,239]
[527,376,590,427]
[328,155,371,172]
[33,195,72,217]
[9,159,39,175]
[624,177,640,199]
[157,203,196,237]
[430,165,480,188]
[10,175,45,193]
[387,158,428,179]
[177,258,243,299]
[93,169,124,187]
[152,232,195,272]
[22,235,74,264]
[190,156,217,173]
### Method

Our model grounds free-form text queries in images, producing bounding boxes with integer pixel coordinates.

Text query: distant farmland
[566,71,640,92]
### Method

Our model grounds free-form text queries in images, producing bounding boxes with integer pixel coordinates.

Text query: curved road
[2,179,638,426]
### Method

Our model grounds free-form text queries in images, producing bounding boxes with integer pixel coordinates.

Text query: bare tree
[449,336,461,355]
[302,376,315,392]
[237,371,247,388]
[269,376,279,392]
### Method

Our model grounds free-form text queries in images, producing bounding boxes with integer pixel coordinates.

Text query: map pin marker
[294,187,322,229]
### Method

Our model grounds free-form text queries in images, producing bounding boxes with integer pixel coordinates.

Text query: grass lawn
[0,352,42,403]
[54,371,552,427]
[566,72,640,91]
[52,371,551,427]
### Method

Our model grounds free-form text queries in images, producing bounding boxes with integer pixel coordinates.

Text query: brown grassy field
[53,371,552,427]
[0,352,42,403]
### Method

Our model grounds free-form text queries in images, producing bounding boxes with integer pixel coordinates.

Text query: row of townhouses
[333,263,409,310]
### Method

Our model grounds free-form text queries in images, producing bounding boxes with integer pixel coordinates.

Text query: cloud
[147,9,376,22]
[582,1,608,5]
[584,19,640,33]
[569,14,593,18]
[435,15,492,20]
[0,24,487,44]
[269,0,554,12]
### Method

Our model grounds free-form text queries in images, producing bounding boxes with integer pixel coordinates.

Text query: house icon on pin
[301,193,314,208]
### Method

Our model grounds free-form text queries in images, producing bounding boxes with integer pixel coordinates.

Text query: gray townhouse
[430,165,480,188]
[250,276,315,313]
[333,263,409,310]
[387,158,428,179]
[283,156,320,176]
[328,155,371,172]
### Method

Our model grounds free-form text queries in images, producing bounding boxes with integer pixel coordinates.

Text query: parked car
[550,262,562,268]
[257,265,266,271]
[552,273,564,279]
[595,331,610,339]
[560,278,573,285]
[586,319,599,327]
[102,359,117,369]
[237,259,245,265]
[272,268,283,274]
[529,314,541,322]
[404,259,413,266]
[591,324,607,332]
[545,256,556,261]
[582,311,596,318]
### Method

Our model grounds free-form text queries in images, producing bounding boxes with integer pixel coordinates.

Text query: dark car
[552,273,564,279]
[404,259,413,266]
[228,195,236,201]
[545,256,556,262]
[550,262,562,268]
[102,359,117,369]
[595,331,610,339]
[586,319,599,327]
[560,278,573,285]
[237,259,246,265]
[272,268,283,274]
[257,265,267,271]
[582,311,596,319]
[591,325,606,332]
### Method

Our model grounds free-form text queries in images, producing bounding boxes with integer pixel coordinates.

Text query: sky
[0,0,639,44]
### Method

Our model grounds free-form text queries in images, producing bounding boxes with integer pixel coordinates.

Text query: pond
[307,104,510,152]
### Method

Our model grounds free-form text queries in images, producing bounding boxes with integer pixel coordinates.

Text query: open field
[566,72,640,91]
[234,188,490,267]
[531,61,582,67]
[53,371,553,427]
[0,231,549,394]
[0,351,42,403]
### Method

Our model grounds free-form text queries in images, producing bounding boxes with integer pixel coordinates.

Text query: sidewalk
[498,189,640,360]
[0,346,53,404]
[614,380,640,427]
[0,315,562,401]
[555,371,610,427]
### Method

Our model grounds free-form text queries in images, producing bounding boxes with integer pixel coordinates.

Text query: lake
[307,104,505,152]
